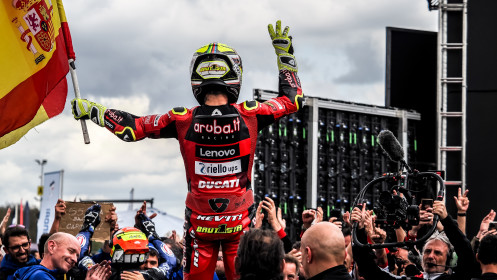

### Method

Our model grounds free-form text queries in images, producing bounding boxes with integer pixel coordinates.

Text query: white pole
[68,59,90,144]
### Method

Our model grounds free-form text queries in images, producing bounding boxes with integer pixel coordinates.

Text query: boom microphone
[426,262,456,268]
[377,130,405,162]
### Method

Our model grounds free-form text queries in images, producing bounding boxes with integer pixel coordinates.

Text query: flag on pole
[11,204,18,225]
[19,199,23,225]
[23,201,30,230]
[0,0,75,149]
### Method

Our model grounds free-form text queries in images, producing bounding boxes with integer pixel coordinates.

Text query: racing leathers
[89,68,303,279]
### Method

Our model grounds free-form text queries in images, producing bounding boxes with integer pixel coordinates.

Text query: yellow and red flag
[0,0,75,149]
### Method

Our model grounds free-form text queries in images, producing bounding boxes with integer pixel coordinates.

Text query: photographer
[351,200,480,280]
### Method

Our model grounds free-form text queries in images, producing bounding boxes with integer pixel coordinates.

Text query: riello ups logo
[195,160,241,176]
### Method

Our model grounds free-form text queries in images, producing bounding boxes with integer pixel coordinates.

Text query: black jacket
[307,265,352,280]
[472,273,497,280]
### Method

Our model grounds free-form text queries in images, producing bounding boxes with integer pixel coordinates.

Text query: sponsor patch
[196,214,243,222]
[194,118,240,134]
[195,160,241,176]
[196,144,240,159]
[208,198,230,213]
[198,179,239,189]
[161,243,174,257]
[196,224,243,234]
[76,234,86,248]
[154,115,162,126]
[196,60,230,79]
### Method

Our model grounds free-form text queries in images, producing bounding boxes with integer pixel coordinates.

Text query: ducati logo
[211,109,222,116]
[208,198,230,213]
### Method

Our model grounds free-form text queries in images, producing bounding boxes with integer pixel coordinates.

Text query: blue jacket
[0,254,40,280]
[12,265,58,280]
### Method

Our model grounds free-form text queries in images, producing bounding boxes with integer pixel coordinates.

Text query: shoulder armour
[243,100,259,111]
[171,107,187,115]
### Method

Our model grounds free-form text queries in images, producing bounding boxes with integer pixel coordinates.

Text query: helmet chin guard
[190,43,242,104]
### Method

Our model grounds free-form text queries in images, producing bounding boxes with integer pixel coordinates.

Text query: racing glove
[268,20,298,72]
[71,98,107,127]
[80,204,101,233]
[135,213,160,240]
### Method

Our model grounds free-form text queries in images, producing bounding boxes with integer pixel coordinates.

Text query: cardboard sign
[59,202,114,241]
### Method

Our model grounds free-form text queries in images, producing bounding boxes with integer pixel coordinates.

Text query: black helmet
[190,43,243,104]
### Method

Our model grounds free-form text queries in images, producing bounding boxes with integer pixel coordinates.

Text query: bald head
[44,232,78,253]
[301,222,346,275]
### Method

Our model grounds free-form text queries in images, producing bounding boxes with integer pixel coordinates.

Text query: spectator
[49,199,66,234]
[471,210,496,253]
[453,188,469,235]
[474,233,497,280]
[351,201,480,280]
[235,228,285,280]
[255,197,292,253]
[300,222,351,280]
[214,249,226,280]
[140,249,159,270]
[0,225,39,280]
[0,209,11,237]
[283,254,300,280]
[37,233,51,259]
[13,232,110,280]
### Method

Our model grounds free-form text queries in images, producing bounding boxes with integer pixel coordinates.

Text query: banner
[36,170,63,242]
[0,0,75,149]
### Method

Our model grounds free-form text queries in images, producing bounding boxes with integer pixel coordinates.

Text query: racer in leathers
[71,20,303,280]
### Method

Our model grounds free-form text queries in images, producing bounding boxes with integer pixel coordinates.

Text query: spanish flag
[0,0,74,149]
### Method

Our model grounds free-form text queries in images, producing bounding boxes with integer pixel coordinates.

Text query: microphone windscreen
[405,264,421,277]
[377,130,404,162]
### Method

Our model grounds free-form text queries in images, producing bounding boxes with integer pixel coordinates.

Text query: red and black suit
[100,69,303,280]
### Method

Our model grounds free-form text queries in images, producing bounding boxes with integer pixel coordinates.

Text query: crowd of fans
[0,187,495,280]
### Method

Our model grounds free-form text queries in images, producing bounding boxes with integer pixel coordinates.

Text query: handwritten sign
[59,202,114,241]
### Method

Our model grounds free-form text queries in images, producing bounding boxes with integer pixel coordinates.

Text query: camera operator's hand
[476,209,496,239]
[81,204,101,233]
[419,206,434,225]
[432,200,448,220]
[370,226,387,244]
[351,204,367,229]
[454,187,470,214]
[261,197,282,232]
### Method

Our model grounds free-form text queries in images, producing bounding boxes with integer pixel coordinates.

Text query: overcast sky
[1,0,438,220]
